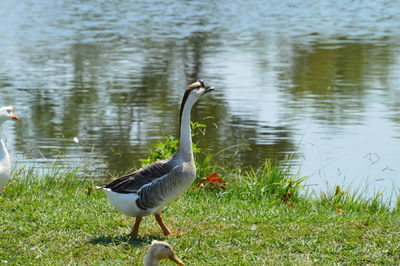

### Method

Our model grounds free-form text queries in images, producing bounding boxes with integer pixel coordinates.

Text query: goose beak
[204,86,214,94]
[169,252,185,265]
[11,114,20,120]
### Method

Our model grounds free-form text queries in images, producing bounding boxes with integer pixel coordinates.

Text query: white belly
[102,189,157,217]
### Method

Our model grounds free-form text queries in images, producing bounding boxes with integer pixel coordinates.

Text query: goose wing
[136,163,191,210]
[97,159,174,193]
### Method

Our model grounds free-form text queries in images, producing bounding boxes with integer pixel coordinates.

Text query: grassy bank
[1,127,400,265]
[1,161,399,265]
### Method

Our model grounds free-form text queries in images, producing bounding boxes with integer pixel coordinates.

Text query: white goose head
[0,106,20,124]
[144,240,185,266]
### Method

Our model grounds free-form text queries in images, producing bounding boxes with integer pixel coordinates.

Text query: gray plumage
[98,158,195,210]
[98,159,174,194]
[136,162,195,210]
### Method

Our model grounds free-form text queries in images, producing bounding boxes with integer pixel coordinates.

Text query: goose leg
[155,214,171,236]
[128,216,142,238]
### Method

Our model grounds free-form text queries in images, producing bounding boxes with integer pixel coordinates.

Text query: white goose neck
[0,126,9,162]
[0,126,4,152]
[0,139,7,160]
[143,252,159,266]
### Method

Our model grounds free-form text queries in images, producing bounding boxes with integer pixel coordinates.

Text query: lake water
[1,0,400,199]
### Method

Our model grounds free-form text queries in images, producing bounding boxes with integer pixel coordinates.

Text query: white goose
[144,240,185,266]
[97,80,214,238]
[0,106,20,191]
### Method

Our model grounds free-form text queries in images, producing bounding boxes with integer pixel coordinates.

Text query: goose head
[144,240,185,266]
[186,79,214,99]
[0,106,19,124]
[180,80,214,115]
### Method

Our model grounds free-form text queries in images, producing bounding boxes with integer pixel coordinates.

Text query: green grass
[1,160,399,265]
[1,125,399,264]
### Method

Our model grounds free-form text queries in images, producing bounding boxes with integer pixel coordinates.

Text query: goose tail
[95,184,106,190]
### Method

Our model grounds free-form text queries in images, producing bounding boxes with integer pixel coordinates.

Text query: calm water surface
[1,0,400,199]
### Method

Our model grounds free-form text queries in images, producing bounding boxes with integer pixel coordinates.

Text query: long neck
[143,252,159,266]
[0,139,7,161]
[0,125,8,162]
[178,95,196,156]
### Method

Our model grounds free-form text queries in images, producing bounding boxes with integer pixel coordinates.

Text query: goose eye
[164,245,168,249]
[6,109,11,113]
[198,80,205,87]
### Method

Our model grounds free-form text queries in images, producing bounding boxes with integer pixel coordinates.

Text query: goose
[144,240,185,266]
[0,106,20,192]
[97,80,214,238]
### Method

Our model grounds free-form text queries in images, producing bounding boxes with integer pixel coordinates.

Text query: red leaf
[207,173,219,180]
[198,173,226,190]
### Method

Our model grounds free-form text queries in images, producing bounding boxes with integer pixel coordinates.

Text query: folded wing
[98,159,174,193]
